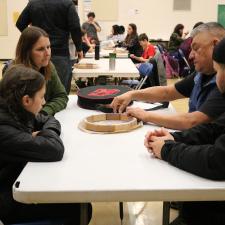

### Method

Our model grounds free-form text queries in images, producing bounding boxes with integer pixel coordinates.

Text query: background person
[168,23,189,53]
[13,26,68,116]
[16,0,83,93]
[82,12,101,44]
[130,33,156,63]
[122,23,143,63]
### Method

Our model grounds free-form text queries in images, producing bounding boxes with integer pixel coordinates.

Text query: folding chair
[178,49,191,71]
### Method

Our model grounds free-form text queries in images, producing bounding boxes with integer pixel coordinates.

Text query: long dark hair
[0,65,45,122]
[112,25,120,35]
[125,23,138,45]
[15,26,51,80]
[173,24,184,36]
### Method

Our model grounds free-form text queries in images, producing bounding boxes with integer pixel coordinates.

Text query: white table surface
[13,95,225,204]
[85,48,128,58]
[73,58,139,78]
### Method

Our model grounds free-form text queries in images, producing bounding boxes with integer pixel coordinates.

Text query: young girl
[7,26,68,114]
[0,65,90,224]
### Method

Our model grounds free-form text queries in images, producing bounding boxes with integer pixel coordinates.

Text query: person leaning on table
[111,22,225,130]
[144,36,225,225]
[0,65,92,225]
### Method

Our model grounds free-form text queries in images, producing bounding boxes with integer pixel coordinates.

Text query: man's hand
[147,138,165,159]
[110,91,133,113]
[126,107,149,122]
[144,127,174,158]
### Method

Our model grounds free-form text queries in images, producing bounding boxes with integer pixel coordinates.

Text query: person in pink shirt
[130,33,155,63]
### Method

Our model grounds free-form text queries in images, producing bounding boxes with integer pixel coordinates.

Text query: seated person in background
[81,29,95,55]
[82,11,101,44]
[101,25,120,49]
[111,22,225,130]
[117,25,126,43]
[116,25,126,47]
[179,22,204,62]
[145,36,225,225]
[130,33,156,62]
[107,24,121,44]
[5,26,68,114]
[0,65,91,225]
[122,23,143,63]
[179,22,204,76]
[168,23,189,54]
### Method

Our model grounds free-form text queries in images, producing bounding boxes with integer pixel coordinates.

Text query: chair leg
[162,201,170,225]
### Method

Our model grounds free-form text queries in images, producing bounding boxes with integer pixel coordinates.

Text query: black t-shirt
[175,73,225,119]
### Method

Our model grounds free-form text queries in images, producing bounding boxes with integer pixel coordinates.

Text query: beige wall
[96,0,218,41]
[0,0,28,59]
[0,0,222,59]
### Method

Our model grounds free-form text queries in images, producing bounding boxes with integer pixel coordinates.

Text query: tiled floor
[90,202,178,225]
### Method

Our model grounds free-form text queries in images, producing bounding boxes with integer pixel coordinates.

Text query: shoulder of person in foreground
[41,62,69,116]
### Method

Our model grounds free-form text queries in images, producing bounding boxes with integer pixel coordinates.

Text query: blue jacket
[189,73,216,112]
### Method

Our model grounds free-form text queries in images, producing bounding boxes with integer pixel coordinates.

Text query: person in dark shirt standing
[16,0,83,94]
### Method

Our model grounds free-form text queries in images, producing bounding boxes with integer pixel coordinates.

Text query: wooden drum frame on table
[79,113,142,134]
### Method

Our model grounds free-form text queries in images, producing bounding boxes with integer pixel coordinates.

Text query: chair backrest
[153,50,167,86]
[178,48,191,69]
[162,52,179,78]
[136,59,160,89]
[156,44,166,54]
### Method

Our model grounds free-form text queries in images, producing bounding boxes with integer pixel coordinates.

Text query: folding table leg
[119,202,124,224]
[162,201,170,225]
[80,203,88,225]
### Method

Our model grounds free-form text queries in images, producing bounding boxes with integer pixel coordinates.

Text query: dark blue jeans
[51,56,72,94]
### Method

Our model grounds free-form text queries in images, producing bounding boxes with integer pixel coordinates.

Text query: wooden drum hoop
[79,113,142,133]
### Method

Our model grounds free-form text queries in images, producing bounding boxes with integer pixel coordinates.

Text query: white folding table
[73,58,139,79]
[85,48,128,58]
[13,96,225,225]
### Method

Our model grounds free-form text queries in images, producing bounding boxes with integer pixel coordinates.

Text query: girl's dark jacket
[0,98,64,216]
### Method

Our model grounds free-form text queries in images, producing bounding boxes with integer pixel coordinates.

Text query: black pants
[51,55,72,94]
[0,189,92,225]
[178,201,225,225]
